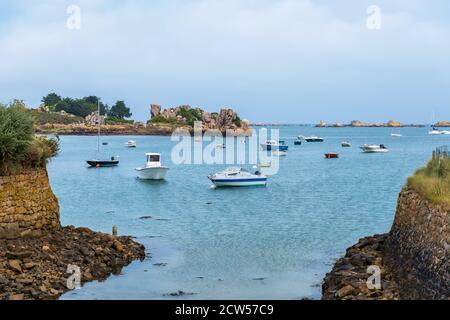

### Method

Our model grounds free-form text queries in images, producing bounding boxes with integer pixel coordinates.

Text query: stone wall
[385,187,449,299]
[0,168,60,239]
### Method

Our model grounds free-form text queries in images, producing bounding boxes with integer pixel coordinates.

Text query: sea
[49,126,448,300]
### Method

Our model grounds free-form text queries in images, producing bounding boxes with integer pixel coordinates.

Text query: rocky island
[0,102,145,300]
[32,93,251,136]
[316,120,425,128]
[323,151,450,300]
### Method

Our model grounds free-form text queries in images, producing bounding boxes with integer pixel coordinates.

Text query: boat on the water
[216,144,226,149]
[325,153,339,159]
[298,135,324,142]
[125,140,137,147]
[360,144,389,153]
[341,141,351,147]
[428,128,450,135]
[87,157,119,167]
[135,153,169,180]
[391,133,403,137]
[86,99,120,167]
[260,140,289,151]
[294,140,302,145]
[208,167,267,187]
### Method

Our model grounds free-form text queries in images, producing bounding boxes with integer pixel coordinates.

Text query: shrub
[0,101,59,174]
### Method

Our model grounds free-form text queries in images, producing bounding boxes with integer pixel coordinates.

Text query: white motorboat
[208,167,267,187]
[429,128,450,135]
[298,135,324,142]
[135,153,169,180]
[125,140,137,147]
[341,141,351,147]
[360,144,389,153]
[260,140,289,151]
[391,133,402,137]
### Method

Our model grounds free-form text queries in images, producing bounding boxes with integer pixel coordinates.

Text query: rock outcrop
[149,104,251,135]
[434,121,450,127]
[0,226,145,300]
[323,187,450,300]
[150,104,161,118]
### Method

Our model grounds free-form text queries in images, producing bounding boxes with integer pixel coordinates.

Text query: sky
[1,0,450,124]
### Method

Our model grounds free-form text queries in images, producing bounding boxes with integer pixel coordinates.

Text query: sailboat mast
[97,98,101,153]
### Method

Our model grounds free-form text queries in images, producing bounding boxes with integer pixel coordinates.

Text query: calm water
[49,126,448,300]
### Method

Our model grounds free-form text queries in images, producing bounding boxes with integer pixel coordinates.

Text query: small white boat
[135,153,169,180]
[429,128,450,135]
[341,141,351,147]
[208,167,267,187]
[260,140,289,151]
[360,144,389,153]
[298,135,324,142]
[391,133,402,137]
[125,140,137,148]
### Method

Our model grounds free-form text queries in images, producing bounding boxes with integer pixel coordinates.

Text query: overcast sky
[1,0,450,123]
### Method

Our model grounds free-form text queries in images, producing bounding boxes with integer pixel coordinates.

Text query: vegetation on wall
[0,101,58,174]
[407,157,450,207]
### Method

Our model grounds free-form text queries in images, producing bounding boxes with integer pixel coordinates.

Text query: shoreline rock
[0,226,145,300]
[322,234,401,300]
[323,186,450,300]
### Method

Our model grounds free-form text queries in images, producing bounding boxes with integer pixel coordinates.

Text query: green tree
[42,93,62,106]
[109,101,132,119]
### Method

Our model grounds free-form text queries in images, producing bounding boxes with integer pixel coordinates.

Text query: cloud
[1,0,450,122]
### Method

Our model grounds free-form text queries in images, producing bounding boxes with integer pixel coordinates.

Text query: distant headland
[315,120,427,128]
[25,93,252,136]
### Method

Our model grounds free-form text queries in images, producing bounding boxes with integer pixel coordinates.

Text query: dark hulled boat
[86,157,119,167]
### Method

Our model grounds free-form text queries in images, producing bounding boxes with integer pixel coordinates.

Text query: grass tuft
[407,157,450,208]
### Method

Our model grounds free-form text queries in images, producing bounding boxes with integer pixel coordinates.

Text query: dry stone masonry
[0,168,60,239]
[385,187,449,299]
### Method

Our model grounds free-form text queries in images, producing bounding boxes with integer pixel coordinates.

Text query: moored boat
[208,167,267,187]
[360,144,389,153]
[86,99,120,167]
[125,140,137,147]
[87,157,120,167]
[341,141,351,147]
[294,140,302,145]
[429,128,450,135]
[299,135,324,142]
[260,140,289,151]
[325,153,339,159]
[135,153,169,180]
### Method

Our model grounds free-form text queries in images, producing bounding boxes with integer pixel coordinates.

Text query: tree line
[42,93,132,120]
